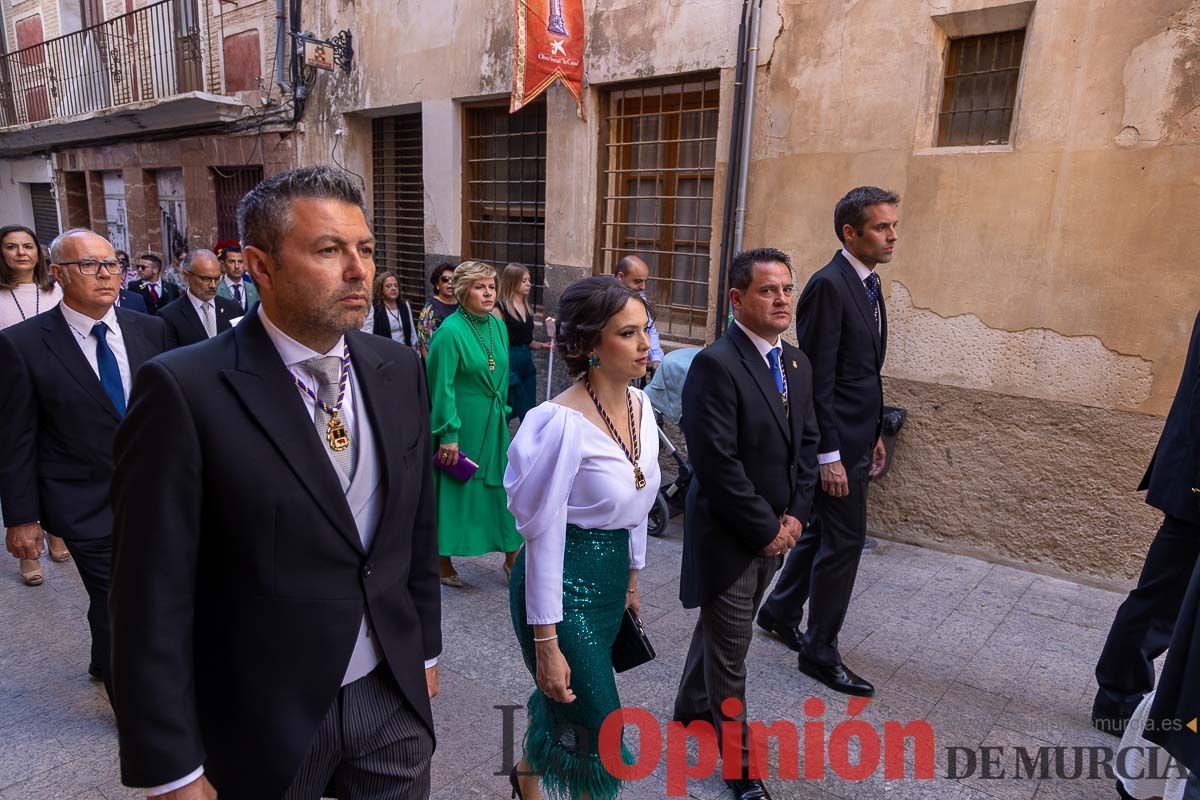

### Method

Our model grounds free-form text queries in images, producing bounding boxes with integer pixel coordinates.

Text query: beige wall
[295,0,1199,583]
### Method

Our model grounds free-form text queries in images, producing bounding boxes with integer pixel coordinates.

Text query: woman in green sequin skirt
[504,277,662,800]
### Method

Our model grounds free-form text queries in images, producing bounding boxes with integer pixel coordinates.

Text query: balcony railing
[0,0,208,128]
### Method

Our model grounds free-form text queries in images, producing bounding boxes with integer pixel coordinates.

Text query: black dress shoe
[756,608,804,653]
[796,649,874,697]
[725,778,772,800]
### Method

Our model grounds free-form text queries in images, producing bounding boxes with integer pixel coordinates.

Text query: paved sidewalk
[0,523,1137,799]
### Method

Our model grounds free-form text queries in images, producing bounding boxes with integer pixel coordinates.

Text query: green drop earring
[587,353,601,369]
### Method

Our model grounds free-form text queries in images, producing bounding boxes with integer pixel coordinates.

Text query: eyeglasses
[437,275,453,283]
[57,258,122,275]
[183,271,222,286]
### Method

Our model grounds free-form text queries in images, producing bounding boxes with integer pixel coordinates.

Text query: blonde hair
[497,262,531,315]
[452,260,496,305]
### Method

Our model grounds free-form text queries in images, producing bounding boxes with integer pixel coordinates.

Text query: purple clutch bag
[434,452,479,481]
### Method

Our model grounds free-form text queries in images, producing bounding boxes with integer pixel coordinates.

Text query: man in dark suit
[673,248,819,800]
[1092,309,1200,735]
[756,186,899,697]
[127,253,180,315]
[116,288,148,313]
[110,166,441,800]
[0,228,167,697]
[157,249,244,349]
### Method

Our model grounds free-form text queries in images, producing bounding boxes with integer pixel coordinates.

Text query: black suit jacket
[678,325,820,608]
[1139,309,1200,525]
[109,312,441,798]
[118,289,148,314]
[127,278,180,315]
[797,251,888,471]
[0,305,167,541]
[158,294,243,349]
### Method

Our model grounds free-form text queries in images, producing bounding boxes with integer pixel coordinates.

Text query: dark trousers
[759,457,870,667]
[64,535,113,697]
[1094,514,1200,717]
[284,665,433,800]
[674,554,782,777]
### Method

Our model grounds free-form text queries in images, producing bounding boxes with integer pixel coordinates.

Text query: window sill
[914,144,1015,156]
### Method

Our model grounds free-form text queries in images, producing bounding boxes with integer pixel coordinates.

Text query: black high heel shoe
[509,763,524,799]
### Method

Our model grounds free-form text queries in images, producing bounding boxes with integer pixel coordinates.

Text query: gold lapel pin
[791,360,798,369]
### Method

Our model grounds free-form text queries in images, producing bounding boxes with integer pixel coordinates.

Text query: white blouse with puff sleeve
[504,388,661,624]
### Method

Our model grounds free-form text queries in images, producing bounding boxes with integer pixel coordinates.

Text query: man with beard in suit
[0,228,168,698]
[756,186,898,698]
[127,253,181,315]
[673,247,820,800]
[110,166,440,799]
[157,249,243,349]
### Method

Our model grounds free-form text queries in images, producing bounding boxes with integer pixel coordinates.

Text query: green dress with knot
[426,309,523,557]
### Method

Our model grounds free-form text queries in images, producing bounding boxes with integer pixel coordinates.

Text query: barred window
[463,101,546,305]
[373,113,427,307]
[599,76,719,344]
[937,29,1025,147]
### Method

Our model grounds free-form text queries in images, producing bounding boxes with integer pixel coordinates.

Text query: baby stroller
[643,348,700,536]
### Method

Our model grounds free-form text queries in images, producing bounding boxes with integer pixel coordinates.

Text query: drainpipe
[274,0,288,91]
[732,0,762,255]
[713,0,751,337]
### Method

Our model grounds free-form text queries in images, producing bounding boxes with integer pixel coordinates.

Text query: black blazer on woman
[678,324,820,608]
[109,312,440,798]
[797,251,888,471]
[371,301,414,346]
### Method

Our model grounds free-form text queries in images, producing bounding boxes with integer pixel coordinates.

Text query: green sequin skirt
[509,525,634,800]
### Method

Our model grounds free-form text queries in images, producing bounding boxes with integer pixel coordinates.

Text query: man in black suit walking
[127,253,180,315]
[1092,309,1200,735]
[673,248,820,800]
[756,186,899,698]
[0,228,168,696]
[109,166,441,800]
[157,249,243,349]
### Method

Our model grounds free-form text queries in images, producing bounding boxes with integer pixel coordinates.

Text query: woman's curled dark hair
[555,276,653,376]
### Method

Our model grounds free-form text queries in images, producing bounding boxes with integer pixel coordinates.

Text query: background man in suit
[1093,309,1200,735]
[158,249,243,349]
[0,228,167,697]
[127,253,180,315]
[673,248,819,800]
[116,288,148,313]
[216,244,259,312]
[110,166,441,800]
[756,186,899,698]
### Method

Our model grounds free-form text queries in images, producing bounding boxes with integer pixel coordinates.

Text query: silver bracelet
[532,634,558,643]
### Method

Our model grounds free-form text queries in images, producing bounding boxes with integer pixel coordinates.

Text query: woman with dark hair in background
[504,275,661,800]
[417,261,458,358]
[364,269,417,348]
[494,263,550,423]
[0,224,71,585]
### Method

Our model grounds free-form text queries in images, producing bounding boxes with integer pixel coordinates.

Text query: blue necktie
[864,272,881,325]
[766,347,786,397]
[91,322,126,416]
[231,283,243,306]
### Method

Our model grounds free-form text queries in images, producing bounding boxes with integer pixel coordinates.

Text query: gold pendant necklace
[462,309,497,371]
[584,378,645,490]
[293,344,353,453]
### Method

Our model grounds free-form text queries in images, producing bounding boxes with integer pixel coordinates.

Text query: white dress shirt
[222,276,248,310]
[58,301,132,405]
[186,290,217,338]
[816,249,881,466]
[504,390,661,624]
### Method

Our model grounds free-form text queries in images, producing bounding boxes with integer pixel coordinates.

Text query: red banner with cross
[511,0,585,119]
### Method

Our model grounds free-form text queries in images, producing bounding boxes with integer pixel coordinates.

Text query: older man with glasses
[0,228,168,699]
[157,249,245,350]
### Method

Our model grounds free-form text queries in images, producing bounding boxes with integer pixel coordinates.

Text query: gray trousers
[674,554,783,777]
[284,665,433,800]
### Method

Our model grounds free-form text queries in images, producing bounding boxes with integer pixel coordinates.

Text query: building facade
[0,0,297,255]
[292,0,1200,585]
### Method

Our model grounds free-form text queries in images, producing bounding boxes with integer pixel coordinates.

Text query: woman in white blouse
[0,225,69,586]
[504,276,662,800]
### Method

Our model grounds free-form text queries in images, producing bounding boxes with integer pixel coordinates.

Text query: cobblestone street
[0,523,1135,799]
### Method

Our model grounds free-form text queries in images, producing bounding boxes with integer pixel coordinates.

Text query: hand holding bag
[611,607,655,672]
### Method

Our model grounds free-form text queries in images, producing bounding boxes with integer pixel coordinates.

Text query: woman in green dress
[426,260,523,587]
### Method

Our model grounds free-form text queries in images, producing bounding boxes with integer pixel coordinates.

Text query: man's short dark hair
[137,253,163,270]
[729,247,792,292]
[237,166,365,256]
[429,261,456,289]
[834,186,900,244]
[219,244,242,261]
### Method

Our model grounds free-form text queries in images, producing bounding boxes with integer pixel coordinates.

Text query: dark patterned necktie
[864,273,881,326]
[232,283,243,307]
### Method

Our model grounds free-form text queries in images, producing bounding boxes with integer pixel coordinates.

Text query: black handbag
[611,608,655,672]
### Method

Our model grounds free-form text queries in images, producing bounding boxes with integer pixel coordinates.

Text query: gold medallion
[633,465,647,490]
[327,414,351,452]
[488,355,496,371]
